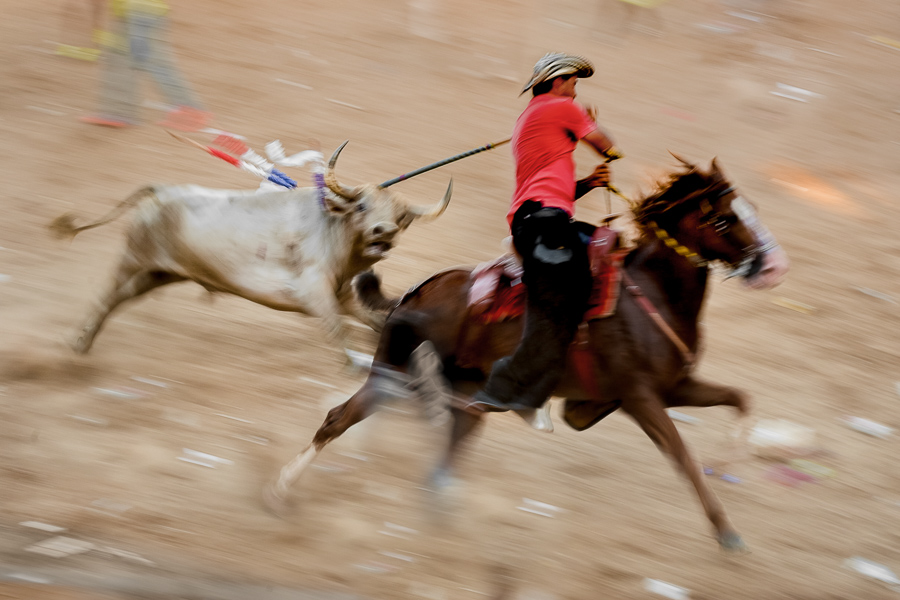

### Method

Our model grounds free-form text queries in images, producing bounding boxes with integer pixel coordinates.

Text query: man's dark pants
[474,200,593,410]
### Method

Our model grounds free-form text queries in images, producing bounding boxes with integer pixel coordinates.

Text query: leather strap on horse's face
[648,185,744,270]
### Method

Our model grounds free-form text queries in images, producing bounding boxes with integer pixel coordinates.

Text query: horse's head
[633,158,789,290]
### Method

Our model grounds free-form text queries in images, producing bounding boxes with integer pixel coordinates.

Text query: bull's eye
[355,202,368,213]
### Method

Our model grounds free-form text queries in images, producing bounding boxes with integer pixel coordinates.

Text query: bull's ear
[323,194,351,215]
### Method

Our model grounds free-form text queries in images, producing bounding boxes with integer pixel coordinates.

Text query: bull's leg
[665,377,752,468]
[293,281,360,368]
[263,376,387,516]
[73,268,184,353]
[622,394,747,552]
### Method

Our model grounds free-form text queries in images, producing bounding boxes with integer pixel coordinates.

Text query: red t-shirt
[507,94,598,227]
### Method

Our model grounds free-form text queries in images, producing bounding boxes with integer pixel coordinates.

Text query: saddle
[467,225,626,324]
[458,226,628,431]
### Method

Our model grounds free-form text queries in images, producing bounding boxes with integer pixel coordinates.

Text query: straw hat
[520,52,594,95]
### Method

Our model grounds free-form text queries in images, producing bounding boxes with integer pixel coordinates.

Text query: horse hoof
[261,484,290,518]
[718,532,749,553]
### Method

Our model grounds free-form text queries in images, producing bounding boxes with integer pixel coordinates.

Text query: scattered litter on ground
[6,573,52,584]
[660,107,696,121]
[130,376,169,387]
[853,287,897,304]
[788,459,836,480]
[0,274,10,283]
[644,578,690,600]
[19,521,66,533]
[89,498,131,516]
[771,83,824,102]
[668,410,701,425]
[772,297,815,314]
[842,416,893,439]
[378,550,416,562]
[726,10,763,22]
[720,474,742,484]
[24,536,95,558]
[845,557,900,590]
[765,465,817,487]
[408,582,448,600]
[808,47,842,57]
[97,546,155,566]
[517,498,565,518]
[337,451,370,461]
[378,522,419,539]
[67,414,109,427]
[215,413,253,424]
[179,448,233,468]
[353,561,398,574]
[93,387,145,400]
[703,466,714,476]
[276,78,313,90]
[232,434,268,445]
[749,419,818,459]
[869,36,900,51]
[327,98,365,111]
[297,376,337,389]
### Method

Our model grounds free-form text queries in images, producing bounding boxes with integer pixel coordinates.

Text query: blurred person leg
[127,11,211,131]
[81,14,138,127]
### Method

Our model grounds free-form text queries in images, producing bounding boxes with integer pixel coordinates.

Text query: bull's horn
[325,140,358,201]
[409,179,452,221]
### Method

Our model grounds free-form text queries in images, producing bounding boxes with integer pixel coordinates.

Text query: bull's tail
[354,269,401,313]
[49,185,158,240]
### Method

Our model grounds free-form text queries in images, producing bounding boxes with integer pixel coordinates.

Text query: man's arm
[575,163,610,199]
[582,128,622,160]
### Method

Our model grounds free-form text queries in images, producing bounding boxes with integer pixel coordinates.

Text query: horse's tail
[354,269,401,313]
[49,185,158,240]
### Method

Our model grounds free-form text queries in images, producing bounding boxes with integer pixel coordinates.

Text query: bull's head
[323,141,452,260]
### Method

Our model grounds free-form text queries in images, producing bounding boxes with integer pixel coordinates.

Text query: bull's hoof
[717,531,749,554]
[261,483,290,519]
[70,336,90,355]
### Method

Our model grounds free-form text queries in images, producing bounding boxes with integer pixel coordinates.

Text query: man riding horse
[467,52,624,423]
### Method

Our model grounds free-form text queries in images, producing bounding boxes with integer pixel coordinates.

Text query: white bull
[51,142,451,360]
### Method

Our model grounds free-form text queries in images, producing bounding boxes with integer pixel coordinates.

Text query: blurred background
[1,0,899,598]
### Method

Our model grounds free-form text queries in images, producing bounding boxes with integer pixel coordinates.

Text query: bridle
[646,184,772,277]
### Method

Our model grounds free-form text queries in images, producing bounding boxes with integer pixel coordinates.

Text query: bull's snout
[368,222,399,240]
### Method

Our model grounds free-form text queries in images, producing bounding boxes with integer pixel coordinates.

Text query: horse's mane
[631,159,727,229]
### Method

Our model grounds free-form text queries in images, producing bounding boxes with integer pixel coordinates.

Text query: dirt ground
[2,0,900,598]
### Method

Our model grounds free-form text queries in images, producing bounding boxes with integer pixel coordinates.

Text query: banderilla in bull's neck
[379,138,510,188]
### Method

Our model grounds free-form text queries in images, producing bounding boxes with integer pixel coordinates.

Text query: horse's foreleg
[430,406,485,491]
[624,398,747,552]
[666,377,752,467]
[264,382,378,516]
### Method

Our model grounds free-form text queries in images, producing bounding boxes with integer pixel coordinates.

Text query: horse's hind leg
[264,378,384,516]
[665,377,752,467]
[623,395,747,552]
[73,264,183,353]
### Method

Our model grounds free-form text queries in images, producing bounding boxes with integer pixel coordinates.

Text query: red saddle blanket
[468,226,626,323]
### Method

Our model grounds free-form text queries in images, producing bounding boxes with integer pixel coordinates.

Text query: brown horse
[265,159,789,552]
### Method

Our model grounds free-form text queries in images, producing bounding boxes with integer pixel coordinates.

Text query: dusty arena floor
[2,0,899,598]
